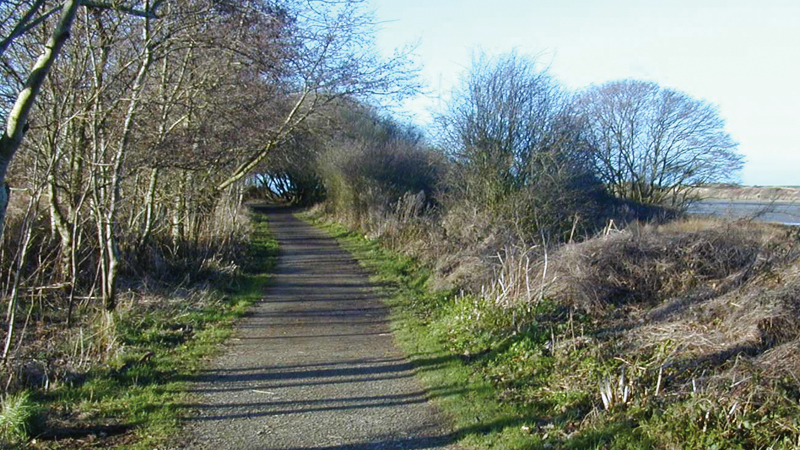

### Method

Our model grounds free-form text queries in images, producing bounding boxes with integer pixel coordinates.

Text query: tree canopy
[576,79,743,207]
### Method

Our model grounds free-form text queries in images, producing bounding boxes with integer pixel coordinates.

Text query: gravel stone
[180,208,460,449]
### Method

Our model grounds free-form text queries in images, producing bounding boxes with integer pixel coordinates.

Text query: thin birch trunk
[139,167,159,247]
[172,171,187,244]
[0,0,81,241]
[101,12,155,311]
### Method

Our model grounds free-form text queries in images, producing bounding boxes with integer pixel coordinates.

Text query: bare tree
[434,51,601,239]
[214,0,420,192]
[0,0,81,241]
[0,0,161,241]
[436,51,575,199]
[576,80,744,207]
[0,1,46,59]
[0,0,417,321]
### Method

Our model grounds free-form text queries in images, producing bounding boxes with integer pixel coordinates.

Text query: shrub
[435,51,613,243]
[317,105,444,226]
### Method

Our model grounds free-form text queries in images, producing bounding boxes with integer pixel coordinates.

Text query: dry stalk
[600,366,632,410]
[655,365,663,396]
[484,243,561,309]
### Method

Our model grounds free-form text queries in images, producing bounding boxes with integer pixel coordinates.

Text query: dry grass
[314,190,505,293]
[0,200,252,396]
[521,217,800,402]
[547,218,787,310]
[482,245,545,309]
[316,181,800,445]
[454,215,800,412]
[0,279,232,396]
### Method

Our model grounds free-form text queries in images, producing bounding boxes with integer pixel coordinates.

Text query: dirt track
[181,207,458,449]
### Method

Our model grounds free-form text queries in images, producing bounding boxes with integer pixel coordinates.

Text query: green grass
[28,209,278,449]
[301,214,550,449]
[0,390,38,445]
[300,213,800,450]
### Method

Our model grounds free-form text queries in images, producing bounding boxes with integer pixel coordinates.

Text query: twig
[655,366,663,396]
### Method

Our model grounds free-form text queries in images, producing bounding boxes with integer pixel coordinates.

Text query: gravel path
[181,207,459,450]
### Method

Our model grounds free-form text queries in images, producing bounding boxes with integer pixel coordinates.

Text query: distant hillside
[693,184,800,202]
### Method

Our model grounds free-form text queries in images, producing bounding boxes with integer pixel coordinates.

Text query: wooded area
[1,0,416,359]
[6,1,792,448]
[0,2,420,442]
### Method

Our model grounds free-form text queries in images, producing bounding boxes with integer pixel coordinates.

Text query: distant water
[688,200,800,226]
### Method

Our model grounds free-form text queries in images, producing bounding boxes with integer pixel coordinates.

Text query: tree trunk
[172,171,186,244]
[100,14,155,311]
[48,171,74,278]
[139,167,159,247]
[0,0,80,240]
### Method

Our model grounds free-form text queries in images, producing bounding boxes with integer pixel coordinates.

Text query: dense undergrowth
[306,210,800,450]
[0,207,277,449]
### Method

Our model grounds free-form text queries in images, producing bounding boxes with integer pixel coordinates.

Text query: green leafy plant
[0,390,37,445]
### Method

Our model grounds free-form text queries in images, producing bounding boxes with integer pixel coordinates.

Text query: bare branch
[81,0,163,19]
[576,80,743,208]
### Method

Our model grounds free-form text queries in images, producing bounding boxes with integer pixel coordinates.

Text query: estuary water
[688,200,800,226]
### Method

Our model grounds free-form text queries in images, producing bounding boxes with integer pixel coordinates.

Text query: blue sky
[370,0,800,186]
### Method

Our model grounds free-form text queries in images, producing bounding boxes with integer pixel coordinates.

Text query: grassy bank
[5,208,278,449]
[304,212,800,450]
[304,214,556,449]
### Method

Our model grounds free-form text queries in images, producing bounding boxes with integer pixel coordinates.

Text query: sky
[370,0,800,186]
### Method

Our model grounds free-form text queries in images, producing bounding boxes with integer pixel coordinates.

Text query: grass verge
[24,208,278,449]
[302,212,800,450]
[302,213,546,449]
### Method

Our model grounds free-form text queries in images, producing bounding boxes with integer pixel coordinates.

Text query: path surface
[181,207,458,450]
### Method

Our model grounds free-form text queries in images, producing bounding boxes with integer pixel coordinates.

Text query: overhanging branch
[81,0,164,19]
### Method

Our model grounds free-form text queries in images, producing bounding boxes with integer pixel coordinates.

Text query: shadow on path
[179,207,465,449]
